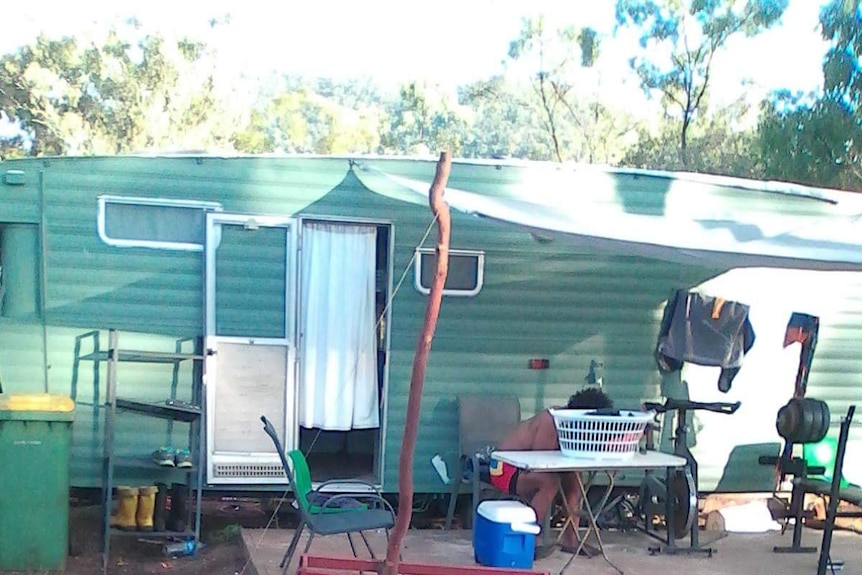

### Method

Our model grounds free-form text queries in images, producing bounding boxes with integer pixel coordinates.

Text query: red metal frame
[297,555,550,575]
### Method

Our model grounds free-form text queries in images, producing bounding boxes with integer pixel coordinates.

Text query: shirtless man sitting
[488,388,613,557]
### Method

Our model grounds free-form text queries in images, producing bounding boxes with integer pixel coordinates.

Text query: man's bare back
[496,409,560,451]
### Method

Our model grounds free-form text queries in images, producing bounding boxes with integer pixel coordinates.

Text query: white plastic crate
[549,408,654,460]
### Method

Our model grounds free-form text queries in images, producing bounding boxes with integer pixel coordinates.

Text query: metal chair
[443,394,522,530]
[260,416,396,575]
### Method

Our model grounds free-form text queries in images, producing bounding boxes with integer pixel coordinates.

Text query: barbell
[776,397,831,444]
[776,397,858,445]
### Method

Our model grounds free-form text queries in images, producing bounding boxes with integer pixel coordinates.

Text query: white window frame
[97,195,223,251]
[414,248,485,297]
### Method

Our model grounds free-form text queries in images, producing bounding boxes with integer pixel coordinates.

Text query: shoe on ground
[174,448,193,468]
[152,447,175,467]
[136,486,159,531]
[110,486,139,531]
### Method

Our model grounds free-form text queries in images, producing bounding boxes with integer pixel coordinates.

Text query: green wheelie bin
[0,393,75,571]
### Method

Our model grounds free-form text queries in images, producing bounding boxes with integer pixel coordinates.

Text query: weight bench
[762,397,845,554]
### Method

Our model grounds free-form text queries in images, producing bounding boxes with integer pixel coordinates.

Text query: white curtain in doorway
[299,222,379,430]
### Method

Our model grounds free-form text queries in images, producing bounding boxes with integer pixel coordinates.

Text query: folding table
[491,450,687,574]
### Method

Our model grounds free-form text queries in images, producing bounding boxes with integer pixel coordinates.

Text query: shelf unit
[91,329,206,572]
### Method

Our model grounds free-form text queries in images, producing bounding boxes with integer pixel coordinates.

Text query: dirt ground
[17,489,858,574]
[7,494,299,575]
[4,490,455,575]
[66,500,259,575]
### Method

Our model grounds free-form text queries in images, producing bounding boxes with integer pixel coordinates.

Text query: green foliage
[2,8,854,193]
[502,16,604,162]
[758,94,861,190]
[457,77,552,160]
[231,82,382,155]
[0,25,241,156]
[755,0,861,191]
[616,0,789,166]
[623,101,761,177]
[378,81,468,156]
[0,130,25,159]
[757,92,862,192]
[208,523,240,544]
[232,76,465,156]
[820,0,861,108]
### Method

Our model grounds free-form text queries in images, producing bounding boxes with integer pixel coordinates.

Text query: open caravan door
[204,213,298,484]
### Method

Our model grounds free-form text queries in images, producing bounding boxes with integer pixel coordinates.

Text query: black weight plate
[798,398,816,444]
[638,475,666,517]
[669,472,696,540]
[776,399,800,442]
[804,398,825,444]
[817,399,831,442]
[797,398,814,443]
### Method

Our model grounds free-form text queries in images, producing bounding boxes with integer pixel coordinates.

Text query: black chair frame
[260,416,397,575]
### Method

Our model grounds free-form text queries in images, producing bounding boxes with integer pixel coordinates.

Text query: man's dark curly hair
[566,387,614,409]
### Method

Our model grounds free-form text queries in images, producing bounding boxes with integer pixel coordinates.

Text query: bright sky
[1,0,834,117]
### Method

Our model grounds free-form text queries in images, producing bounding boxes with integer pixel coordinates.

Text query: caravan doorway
[297,218,391,484]
[203,214,391,486]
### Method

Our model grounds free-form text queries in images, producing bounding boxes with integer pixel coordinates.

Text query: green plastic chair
[287,449,370,514]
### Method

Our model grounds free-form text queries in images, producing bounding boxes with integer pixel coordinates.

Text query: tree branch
[383,151,452,575]
[554,81,586,131]
[691,48,715,119]
[536,73,563,162]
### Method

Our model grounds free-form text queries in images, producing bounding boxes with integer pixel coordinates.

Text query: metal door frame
[204,212,298,484]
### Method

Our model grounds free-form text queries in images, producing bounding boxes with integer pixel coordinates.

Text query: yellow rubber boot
[136,486,159,531]
[110,486,139,531]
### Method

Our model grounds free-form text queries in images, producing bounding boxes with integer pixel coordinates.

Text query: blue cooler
[473,500,541,569]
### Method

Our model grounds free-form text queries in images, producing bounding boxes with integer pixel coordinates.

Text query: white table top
[492,450,687,472]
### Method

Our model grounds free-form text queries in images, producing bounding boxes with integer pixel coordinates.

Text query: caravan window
[0,224,40,318]
[414,248,484,297]
[97,196,222,251]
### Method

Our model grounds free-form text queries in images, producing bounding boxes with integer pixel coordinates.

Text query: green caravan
[1,154,861,495]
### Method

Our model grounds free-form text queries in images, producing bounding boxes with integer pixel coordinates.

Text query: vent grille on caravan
[214,463,286,478]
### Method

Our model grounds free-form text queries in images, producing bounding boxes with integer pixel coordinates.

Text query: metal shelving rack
[91,329,206,572]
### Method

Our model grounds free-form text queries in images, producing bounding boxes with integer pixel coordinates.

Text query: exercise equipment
[776,397,830,445]
[762,397,862,563]
[637,398,741,556]
[760,396,831,554]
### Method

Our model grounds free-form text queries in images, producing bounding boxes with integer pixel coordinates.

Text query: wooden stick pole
[383,151,452,575]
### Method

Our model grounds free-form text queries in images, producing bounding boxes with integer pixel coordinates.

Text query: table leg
[552,470,596,547]
[552,473,581,546]
[557,471,624,575]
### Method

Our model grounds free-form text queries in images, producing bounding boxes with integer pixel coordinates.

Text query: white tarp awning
[357,165,862,272]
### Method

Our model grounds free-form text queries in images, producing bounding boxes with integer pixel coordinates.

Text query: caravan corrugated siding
[1,156,350,486]
[1,156,860,493]
[295,167,712,492]
[359,159,862,493]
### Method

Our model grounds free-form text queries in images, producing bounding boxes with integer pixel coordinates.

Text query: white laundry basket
[549,409,653,460]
